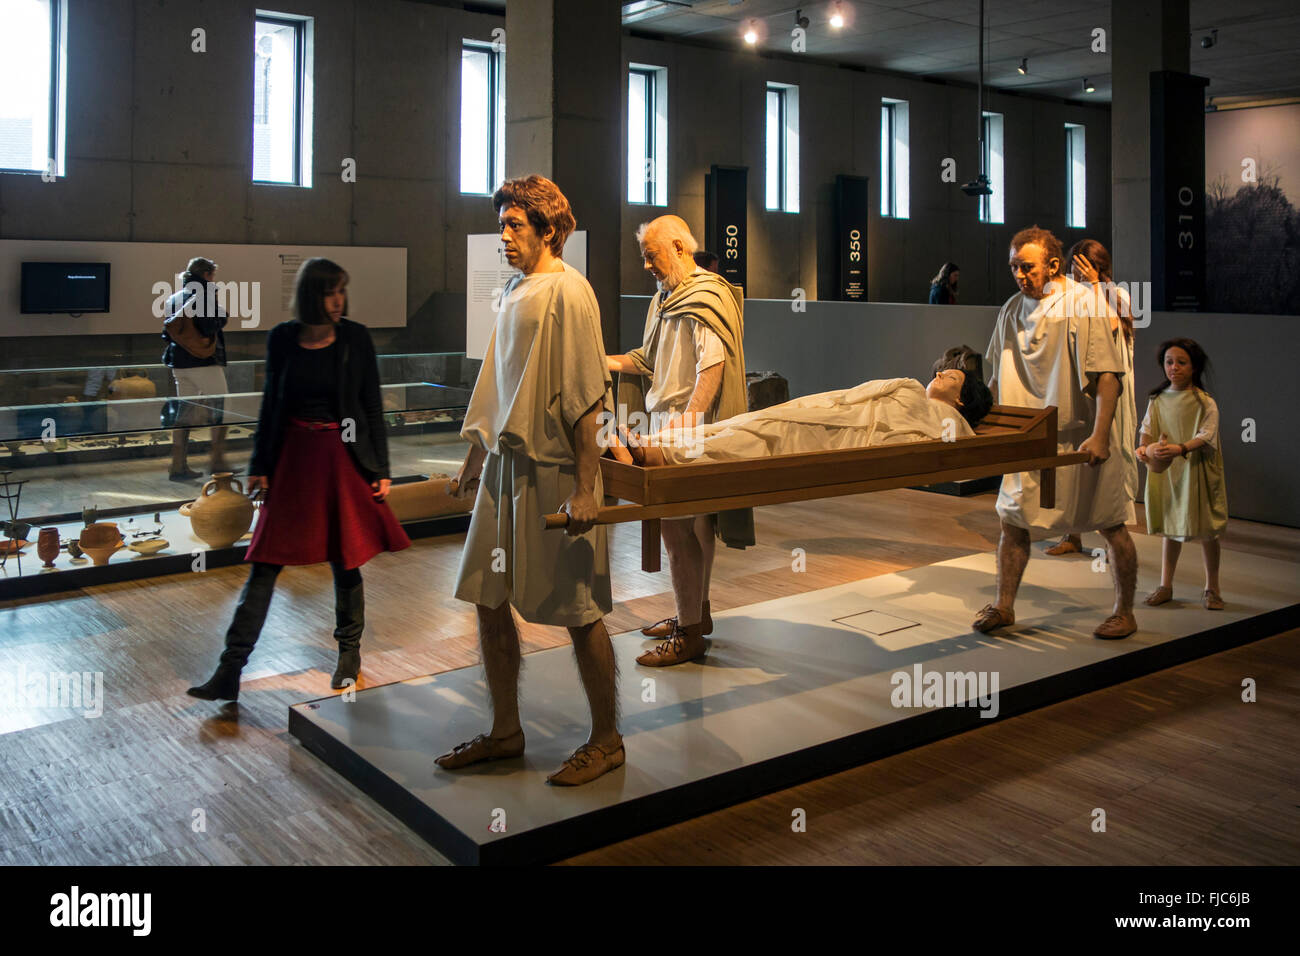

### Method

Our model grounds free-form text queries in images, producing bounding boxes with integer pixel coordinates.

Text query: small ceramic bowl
[127,538,169,556]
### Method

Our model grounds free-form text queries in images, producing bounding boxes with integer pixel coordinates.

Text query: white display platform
[289,534,1299,864]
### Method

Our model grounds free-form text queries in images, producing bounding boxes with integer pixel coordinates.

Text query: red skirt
[245,420,411,569]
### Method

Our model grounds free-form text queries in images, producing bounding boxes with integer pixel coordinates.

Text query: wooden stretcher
[544,404,1089,572]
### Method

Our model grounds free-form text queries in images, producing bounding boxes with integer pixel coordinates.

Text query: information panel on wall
[835,175,869,301]
[465,232,587,361]
[1150,71,1209,312]
[705,165,747,291]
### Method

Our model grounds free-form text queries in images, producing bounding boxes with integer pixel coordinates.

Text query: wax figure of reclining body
[616,365,993,467]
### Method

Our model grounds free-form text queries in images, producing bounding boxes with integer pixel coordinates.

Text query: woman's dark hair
[957,373,994,428]
[1149,337,1212,400]
[930,261,960,288]
[293,257,349,326]
[1069,238,1133,345]
[933,345,993,428]
[492,175,577,256]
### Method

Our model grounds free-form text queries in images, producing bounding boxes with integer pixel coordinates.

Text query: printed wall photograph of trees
[1205,104,1300,315]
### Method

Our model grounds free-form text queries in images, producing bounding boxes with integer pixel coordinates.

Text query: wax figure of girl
[188,258,410,701]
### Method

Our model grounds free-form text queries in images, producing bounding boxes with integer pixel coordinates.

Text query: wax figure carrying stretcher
[614,361,994,467]
[437,176,624,788]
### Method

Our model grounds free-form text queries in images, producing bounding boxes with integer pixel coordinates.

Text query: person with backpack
[162,256,230,480]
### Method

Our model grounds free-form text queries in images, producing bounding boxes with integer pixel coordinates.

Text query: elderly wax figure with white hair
[607,214,751,668]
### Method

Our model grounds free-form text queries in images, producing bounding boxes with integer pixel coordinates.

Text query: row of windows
[2,4,1086,228]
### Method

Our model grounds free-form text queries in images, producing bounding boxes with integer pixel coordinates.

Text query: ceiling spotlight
[1017,57,1027,75]
[1200,28,1218,49]
[1082,77,1095,93]
[830,4,845,29]
[795,9,809,30]
[743,20,758,44]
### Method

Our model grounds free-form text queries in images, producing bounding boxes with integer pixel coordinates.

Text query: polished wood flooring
[0,491,1295,865]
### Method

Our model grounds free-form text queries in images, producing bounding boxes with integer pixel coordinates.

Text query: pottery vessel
[79,522,123,566]
[37,528,60,567]
[127,538,169,556]
[384,474,471,522]
[183,473,254,548]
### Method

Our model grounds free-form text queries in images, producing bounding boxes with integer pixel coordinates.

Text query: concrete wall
[621,296,1298,529]
[620,35,1113,306]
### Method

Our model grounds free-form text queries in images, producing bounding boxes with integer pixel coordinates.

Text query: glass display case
[0,352,477,593]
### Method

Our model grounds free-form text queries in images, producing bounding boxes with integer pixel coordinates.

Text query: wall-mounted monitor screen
[20,262,112,314]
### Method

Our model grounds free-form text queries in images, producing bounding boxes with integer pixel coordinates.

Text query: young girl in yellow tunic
[1137,338,1228,610]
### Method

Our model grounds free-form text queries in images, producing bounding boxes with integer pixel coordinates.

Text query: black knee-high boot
[188,562,282,701]
[331,564,364,689]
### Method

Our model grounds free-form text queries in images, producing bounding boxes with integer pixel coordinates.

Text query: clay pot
[37,527,60,568]
[79,522,123,566]
[183,472,254,548]
[109,375,157,399]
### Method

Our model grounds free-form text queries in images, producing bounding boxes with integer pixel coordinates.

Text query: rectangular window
[461,40,505,195]
[880,98,910,219]
[979,111,1004,224]
[253,12,314,187]
[765,83,799,212]
[1065,123,1086,228]
[0,0,67,177]
[627,64,667,205]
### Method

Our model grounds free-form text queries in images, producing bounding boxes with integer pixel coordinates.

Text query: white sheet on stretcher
[657,377,975,465]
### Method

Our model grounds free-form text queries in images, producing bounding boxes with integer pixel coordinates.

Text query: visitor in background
[163,256,229,481]
[928,262,960,304]
[693,250,721,274]
[187,257,409,703]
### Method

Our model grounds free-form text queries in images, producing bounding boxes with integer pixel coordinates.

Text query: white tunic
[986,276,1134,533]
[454,262,614,626]
[659,378,973,465]
[644,282,726,422]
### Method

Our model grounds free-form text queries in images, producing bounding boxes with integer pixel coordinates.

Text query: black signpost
[705,165,748,290]
[1150,70,1209,312]
[835,174,869,300]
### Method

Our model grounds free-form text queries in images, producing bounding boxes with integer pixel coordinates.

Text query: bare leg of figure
[547,617,625,785]
[695,514,715,606]
[209,425,229,474]
[567,618,621,749]
[662,517,704,627]
[170,426,191,475]
[1161,538,1182,588]
[435,601,525,769]
[973,521,1029,632]
[1201,538,1223,608]
[478,600,522,738]
[1094,523,1138,637]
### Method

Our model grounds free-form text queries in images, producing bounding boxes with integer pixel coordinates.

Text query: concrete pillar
[504,0,622,351]
[1111,0,1190,284]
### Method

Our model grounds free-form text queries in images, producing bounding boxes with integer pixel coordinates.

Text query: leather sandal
[546,739,625,787]
[1045,537,1083,556]
[971,604,1015,633]
[1144,585,1173,606]
[642,601,713,638]
[637,624,707,667]
[434,730,525,770]
[1093,613,1138,639]
[1203,589,1225,610]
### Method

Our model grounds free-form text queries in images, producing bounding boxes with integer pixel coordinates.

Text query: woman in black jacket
[188,258,410,702]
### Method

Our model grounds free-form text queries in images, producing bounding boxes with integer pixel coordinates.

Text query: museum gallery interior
[0,0,1297,868]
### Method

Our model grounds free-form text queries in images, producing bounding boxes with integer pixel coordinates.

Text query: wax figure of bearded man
[975,224,1139,639]
[606,215,753,667]
[438,175,623,787]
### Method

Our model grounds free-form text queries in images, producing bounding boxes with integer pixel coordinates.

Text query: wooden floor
[0,490,1295,865]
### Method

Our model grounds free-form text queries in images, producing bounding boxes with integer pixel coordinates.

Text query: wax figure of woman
[188,258,410,701]
[618,364,993,467]
[1046,239,1139,557]
[1136,339,1227,610]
